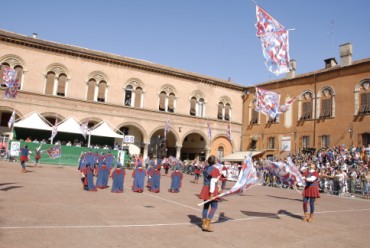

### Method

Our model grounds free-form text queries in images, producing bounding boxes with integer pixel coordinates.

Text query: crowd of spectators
[255,145,370,199]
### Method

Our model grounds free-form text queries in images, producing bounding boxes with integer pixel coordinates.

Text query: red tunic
[302,170,320,198]
[199,165,221,201]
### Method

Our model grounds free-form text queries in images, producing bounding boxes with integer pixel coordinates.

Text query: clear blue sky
[1,0,369,86]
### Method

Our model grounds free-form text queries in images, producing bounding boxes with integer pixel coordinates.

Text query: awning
[14,112,52,131]
[89,121,123,138]
[56,116,83,134]
[221,150,265,162]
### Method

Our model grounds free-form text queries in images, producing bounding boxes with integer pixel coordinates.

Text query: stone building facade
[0,29,244,161]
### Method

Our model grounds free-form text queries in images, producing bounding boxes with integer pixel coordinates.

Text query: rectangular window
[302,136,310,148]
[251,110,259,124]
[321,99,332,117]
[302,102,312,119]
[359,93,370,114]
[321,135,330,148]
[268,137,275,149]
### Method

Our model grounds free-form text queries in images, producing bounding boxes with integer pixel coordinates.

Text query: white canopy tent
[13,112,51,131]
[56,116,83,134]
[221,150,265,162]
[89,121,123,138]
[88,121,123,147]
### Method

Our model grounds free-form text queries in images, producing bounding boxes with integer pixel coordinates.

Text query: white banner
[10,141,20,157]
[281,136,291,152]
[124,135,135,143]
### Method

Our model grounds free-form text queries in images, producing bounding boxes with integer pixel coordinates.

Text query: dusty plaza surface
[0,161,369,248]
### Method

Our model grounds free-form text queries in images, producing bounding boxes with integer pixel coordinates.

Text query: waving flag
[198,155,261,206]
[286,157,305,186]
[226,122,232,141]
[80,120,89,139]
[2,67,17,86]
[164,118,170,140]
[2,67,19,99]
[265,159,304,186]
[8,110,15,128]
[4,79,19,99]
[255,87,281,119]
[278,96,298,114]
[49,120,58,140]
[47,144,61,159]
[256,5,290,75]
[207,122,212,141]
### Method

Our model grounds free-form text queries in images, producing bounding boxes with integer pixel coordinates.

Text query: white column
[176,146,182,160]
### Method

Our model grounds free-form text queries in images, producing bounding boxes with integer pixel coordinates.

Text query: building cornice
[0,29,245,91]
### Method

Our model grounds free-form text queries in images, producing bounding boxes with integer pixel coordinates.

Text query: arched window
[190,97,197,116]
[198,98,205,117]
[217,97,232,120]
[357,80,370,115]
[217,102,223,119]
[225,103,231,121]
[86,72,109,102]
[159,91,166,111]
[168,93,175,112]
[300,92,313,120]
[0,63,11,87]
[45,72,55,95]
[97,81,107,102]
[44,64,69,97]
[1,55,25,90]
[124,80,145,108]
[189,92,206,117]
[134,87,143,108]
[57,73,67,96]
[86,79,96,101]
[217,146,224,160]
[124,85,133,106]
[319,88,334,118]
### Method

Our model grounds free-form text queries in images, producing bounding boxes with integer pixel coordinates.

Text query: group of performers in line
[78,151,184,194]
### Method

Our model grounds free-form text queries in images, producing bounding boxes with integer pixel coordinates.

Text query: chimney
[286,59,296,79]
[340,43,352,66]
[32,33,38,38]
[324,58,337,69]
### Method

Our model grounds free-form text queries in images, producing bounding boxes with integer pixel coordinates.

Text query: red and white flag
[256,5,290,75]
[164,118,170,140]
[226,122,232,141]
[49,120,58,140]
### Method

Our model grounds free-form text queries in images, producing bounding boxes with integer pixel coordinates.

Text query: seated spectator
[66,141,72,146]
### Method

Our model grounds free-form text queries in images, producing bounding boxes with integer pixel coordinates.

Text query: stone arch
[45,63,70,78]
[159,84,177,95]
[87,71,109,86]
[118,121,149,142]
[0,54,27,69]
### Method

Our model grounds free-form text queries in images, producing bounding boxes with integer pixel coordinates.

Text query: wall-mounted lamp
[179,127,182,133]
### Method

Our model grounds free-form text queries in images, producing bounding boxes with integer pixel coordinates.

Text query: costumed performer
[302,162,320,223]
[19,145,30,173]
[199,155,222,232]
[169,165,183,193]
[81,163,97,192]
[111,161,125,193]
[95,162,110,189]
[132,162,146,193]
